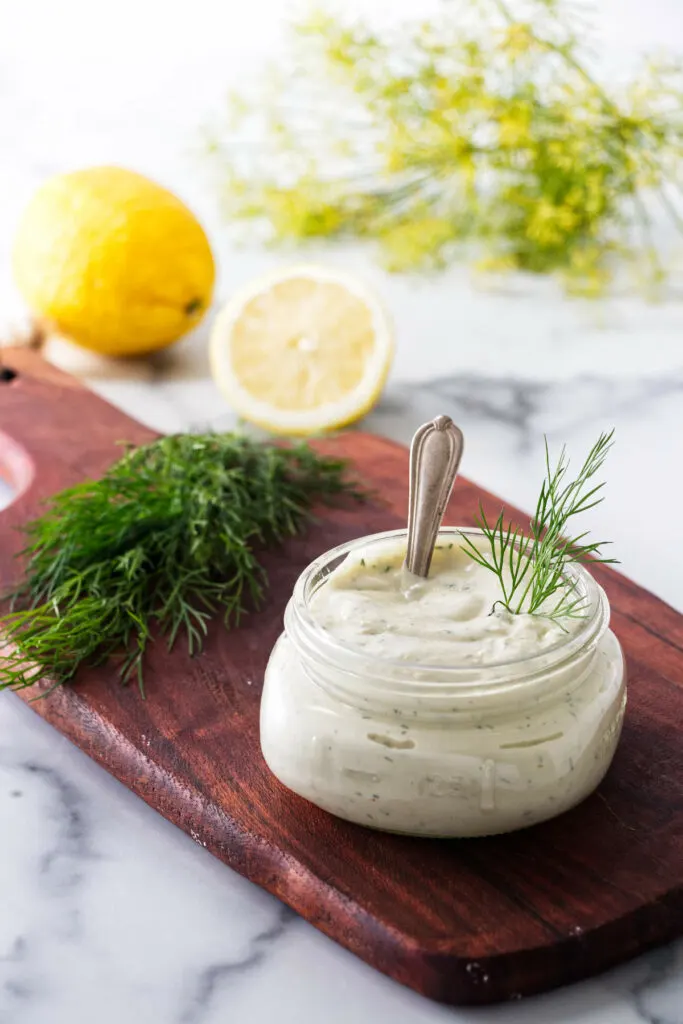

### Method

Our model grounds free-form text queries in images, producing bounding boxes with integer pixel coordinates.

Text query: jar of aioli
[260,527,626,838]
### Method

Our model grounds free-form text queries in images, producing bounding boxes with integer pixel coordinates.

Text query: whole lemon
[13,166,215,357]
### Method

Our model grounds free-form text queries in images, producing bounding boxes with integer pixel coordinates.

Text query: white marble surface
[1,1,683,1021]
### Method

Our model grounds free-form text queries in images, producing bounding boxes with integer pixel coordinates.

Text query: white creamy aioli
[310,541,576,665]
[260,530,626,837]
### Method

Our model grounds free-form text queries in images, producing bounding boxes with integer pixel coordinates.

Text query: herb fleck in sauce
[260,531,626,837]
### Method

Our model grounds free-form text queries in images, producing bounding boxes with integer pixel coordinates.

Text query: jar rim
[288,526,609,684]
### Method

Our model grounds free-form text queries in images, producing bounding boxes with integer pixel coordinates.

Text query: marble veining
[177,906,294,1024]
[0,347,682,1022]
[0,340,682,1024]
[411,371,683,449]
[603,944,683,1024]
[21,761,93,893]
[364,371,683,452]
[631,948,683,1024]
[0,0,683,1019]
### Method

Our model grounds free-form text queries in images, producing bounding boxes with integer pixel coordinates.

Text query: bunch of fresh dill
[0,433,362,695]
[460,430,616,621]
[208,0,683,295]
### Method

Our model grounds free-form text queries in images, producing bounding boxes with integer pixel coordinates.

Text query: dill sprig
[209,0,683,295]
[460,431,616,621]
[0,433,363,695]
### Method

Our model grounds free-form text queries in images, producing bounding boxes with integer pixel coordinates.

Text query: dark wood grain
[1,349,682,1006]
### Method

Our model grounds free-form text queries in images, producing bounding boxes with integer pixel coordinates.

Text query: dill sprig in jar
[260,528,626,837]
[261,420,625,837]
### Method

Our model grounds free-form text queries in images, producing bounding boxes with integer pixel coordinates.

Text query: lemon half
[209,265,394,435]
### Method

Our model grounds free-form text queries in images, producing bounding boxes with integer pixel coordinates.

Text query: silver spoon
[404,415,464,579]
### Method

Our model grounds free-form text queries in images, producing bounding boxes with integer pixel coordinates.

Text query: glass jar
[260,528,626,838]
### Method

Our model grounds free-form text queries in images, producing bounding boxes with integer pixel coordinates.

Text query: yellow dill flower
[498,106,533,148]
[209,0,683,296]
[380,216,457,271]
[527,201,580,246]
[264,185,345,238]
[500,22,535,58]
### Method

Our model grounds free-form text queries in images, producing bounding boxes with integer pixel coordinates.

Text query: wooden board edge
[16,664,683,1006]
[0,346,87,389]
[4,360,683,1004]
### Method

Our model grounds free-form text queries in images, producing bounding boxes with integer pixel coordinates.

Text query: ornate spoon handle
[404,415,464,578]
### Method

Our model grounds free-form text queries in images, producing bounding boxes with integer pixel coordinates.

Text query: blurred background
[1,4,683,1023]
[1,0,682,595]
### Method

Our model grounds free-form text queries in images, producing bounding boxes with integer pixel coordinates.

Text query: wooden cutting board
[1,348,683,1007]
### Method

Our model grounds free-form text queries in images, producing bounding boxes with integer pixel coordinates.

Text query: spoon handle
[404,415,464,578]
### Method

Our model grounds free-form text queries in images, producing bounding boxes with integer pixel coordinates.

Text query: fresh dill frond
[0,433,363,696]
[460,431,617,621]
